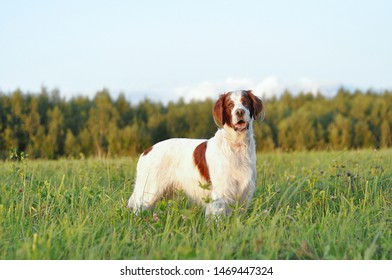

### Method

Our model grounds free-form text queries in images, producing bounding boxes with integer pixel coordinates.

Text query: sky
[1,0,391,102]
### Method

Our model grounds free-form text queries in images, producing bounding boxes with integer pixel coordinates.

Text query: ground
[0,149,391,259]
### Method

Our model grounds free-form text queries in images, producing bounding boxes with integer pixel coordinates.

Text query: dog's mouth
[234,120,249,132]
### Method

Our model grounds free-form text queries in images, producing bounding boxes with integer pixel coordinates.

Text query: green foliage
[0,88,392,159]
[0,150,390,259]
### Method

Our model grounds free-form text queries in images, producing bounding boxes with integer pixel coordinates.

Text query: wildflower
[152,213,160,222]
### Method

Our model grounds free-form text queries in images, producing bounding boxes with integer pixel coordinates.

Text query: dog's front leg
[205,191,231,216]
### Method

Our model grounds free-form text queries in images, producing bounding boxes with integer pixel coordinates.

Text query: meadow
[0,149,391,259]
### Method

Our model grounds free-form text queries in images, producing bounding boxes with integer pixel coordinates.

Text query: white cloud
[298,77,321,94]
[254,76,286,98]
[173,77,254,101]
[54,77,341,103]
[173,76,340,101]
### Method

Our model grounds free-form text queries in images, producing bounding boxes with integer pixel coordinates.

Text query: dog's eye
[226,101,234,109]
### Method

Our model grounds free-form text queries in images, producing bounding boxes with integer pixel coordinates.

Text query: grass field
[0,149,391,259]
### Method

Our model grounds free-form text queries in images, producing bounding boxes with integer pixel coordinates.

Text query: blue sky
[1,0,391,102]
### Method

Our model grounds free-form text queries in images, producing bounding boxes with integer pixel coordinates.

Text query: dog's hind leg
[127,188,159,214]
[127,168,163,214]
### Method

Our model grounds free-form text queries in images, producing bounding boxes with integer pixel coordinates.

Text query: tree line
[0,88,391,159]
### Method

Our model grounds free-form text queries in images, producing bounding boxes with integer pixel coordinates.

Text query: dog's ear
[245,90,264,120]
[212,93,227,127]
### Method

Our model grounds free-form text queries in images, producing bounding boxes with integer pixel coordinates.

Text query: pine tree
[88,90,119,156]
[380,120,391,148]
[353,121,374,149]
[328,114,352,150]
[24,98,44,158]
[45,106,64,159]
[64,129,81,157]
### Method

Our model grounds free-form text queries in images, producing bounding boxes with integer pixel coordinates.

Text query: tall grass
[0,150,391,259]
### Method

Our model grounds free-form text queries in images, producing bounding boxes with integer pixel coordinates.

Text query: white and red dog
[127,90,263,215]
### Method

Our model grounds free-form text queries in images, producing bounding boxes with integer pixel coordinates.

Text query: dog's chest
[225,144,254,180]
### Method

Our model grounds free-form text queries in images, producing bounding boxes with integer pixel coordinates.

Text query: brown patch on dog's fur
[212,92,233,128]
[243,90,264,120]
[193,141,211,182]
[142,146,153,156]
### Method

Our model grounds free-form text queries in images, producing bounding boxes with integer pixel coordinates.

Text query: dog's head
[212,90,263,133]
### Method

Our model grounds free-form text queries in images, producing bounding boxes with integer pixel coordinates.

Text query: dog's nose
[235,109,245,117]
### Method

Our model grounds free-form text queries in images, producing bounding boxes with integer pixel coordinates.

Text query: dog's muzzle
[234,120,249,132]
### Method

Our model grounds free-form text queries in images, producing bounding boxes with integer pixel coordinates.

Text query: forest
[0,87,391,159]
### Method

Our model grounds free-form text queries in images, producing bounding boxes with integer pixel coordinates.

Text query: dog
[127,90,263,215]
